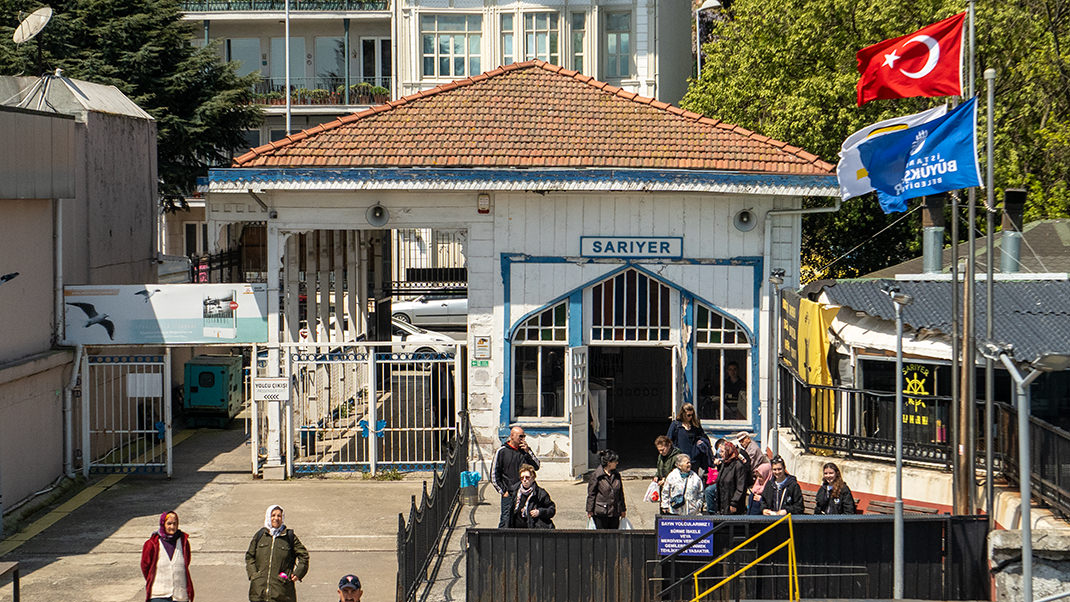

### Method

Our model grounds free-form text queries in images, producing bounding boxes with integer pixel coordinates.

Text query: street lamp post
[695,0,722,77]
[983,343,1070,602]
[768,268,785,457]
[883,282,912,600]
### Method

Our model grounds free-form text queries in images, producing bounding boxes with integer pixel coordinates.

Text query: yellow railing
[688,514,800,602]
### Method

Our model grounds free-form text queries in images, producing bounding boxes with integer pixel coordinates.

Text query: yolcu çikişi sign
[580,236,683,259]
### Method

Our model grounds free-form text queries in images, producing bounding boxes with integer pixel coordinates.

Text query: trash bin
[460,471,482,505]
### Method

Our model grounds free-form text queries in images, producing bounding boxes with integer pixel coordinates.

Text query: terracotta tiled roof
[233,61,834,174]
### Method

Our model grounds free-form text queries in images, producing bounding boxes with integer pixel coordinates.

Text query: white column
[265,224,284,476]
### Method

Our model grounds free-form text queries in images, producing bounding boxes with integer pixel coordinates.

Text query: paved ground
[0,424,427,602]
[0,423,663,602]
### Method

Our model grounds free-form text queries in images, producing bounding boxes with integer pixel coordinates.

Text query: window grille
[591,269,671,342]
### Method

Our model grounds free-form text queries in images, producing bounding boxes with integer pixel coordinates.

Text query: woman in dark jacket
[715,441,749,515]
[761,456,805,516]
[141,510,194,601]
[666,403,709,466]
[510,464,556,528]
[814,462,856,515]
[587,449,627,529]
[245,505,310,602]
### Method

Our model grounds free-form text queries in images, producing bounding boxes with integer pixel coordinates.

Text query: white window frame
[570,11,586,73]
[588,268,675,345]
[694,304,752,423]
[523,11,560,64]
[359,36,392,90]
[512,302,569,421]
[500,13,515,66]
[420,14,483,79]
[602,10,633,80]
[184,221,209,257]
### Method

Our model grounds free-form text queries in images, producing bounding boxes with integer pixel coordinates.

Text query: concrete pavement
[0,424,426,602]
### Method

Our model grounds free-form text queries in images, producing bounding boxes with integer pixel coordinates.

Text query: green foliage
[0,0,262,199]
[683,0,1070,279]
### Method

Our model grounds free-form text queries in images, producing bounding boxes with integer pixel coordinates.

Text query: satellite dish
[13,6,52,44]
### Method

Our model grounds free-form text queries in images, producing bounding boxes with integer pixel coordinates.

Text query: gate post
[81,352,90,479]
[164,348,173,478]
[368,349,378,475]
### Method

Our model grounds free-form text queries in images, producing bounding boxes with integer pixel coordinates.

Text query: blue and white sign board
[64,283,268,345]
[656,516,716,556]
[580,236,683,259]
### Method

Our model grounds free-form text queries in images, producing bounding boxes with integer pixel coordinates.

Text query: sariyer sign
[580,236,683,259]
[63,283,268,345]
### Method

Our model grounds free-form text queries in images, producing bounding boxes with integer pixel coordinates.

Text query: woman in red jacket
[140,511,194,601]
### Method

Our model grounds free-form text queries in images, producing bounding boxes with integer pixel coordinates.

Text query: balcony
[181,0,387,10]
[251,77,391,106]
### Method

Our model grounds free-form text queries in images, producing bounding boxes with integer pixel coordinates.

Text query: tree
[0,0,262,201]
[683,0,1070,279]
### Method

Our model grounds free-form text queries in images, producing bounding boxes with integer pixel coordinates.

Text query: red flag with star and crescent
[856,12,966,106]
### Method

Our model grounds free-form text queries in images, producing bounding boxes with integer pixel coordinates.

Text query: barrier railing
[396,411,468,602]
[689,514,799,602]
[995,400,1070,518]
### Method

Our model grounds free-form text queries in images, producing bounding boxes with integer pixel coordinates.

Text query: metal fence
[250,342,466,475]
[190,250,241,283]
[81,353,172,476]
[995,400,1070,518]
[465,516,989,602]
[392,228,467,295]
[396,411,469,602]
[779,364,956,467]
[181,0,387,11]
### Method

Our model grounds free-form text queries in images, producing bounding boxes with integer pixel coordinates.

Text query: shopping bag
[643,480,659,503]
[586,518,597,530]
[619,517,634,530]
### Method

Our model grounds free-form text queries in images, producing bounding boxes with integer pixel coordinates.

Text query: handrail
[687,514,799,602]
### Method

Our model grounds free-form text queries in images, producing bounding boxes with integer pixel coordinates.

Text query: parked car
[356,318,457,355]
[392,295,468,328]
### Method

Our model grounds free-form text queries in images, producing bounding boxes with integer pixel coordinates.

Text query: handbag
[670,493,685,508]
[643,481,659,503]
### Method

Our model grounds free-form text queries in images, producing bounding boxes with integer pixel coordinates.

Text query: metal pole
[999,354,1041,602]
[164,348,173,478]
[984,68,997,529]
[695,8,701,77]
[893,299,905,600]
[284,0,292,135]
[768,269,784,456]
[368,349,378,474]
[950,190,961,495]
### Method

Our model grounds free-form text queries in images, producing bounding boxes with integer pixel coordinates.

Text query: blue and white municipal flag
[858,97,982,213]
[837,104,948,202]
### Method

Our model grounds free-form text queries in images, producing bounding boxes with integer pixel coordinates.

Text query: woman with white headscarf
[245,505,309,602]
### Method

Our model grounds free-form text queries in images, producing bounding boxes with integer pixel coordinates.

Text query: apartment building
[182,0,693,148]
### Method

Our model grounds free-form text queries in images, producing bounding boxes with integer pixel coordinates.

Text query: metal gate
[81,352,172,476]
[252,342,466,475]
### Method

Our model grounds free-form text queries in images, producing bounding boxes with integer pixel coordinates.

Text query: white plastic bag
[586,518,597,530]
[643,480,659,503]
[619,517,634,530]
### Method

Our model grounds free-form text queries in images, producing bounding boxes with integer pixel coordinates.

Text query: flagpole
[984,67,997,532]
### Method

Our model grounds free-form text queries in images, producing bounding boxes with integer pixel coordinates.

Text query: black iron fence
[395,411,468,602]
[181,0,387,10]
[995,401,1070,518]
[779,364,958,467]
[465,516,989,602]
[190,249,241,283]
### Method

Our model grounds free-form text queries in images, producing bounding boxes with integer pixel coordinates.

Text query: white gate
[568,346,589,477]
[81,352,172,476]
[252,342,465,475]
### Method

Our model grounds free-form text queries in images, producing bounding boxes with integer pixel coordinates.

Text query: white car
[354,318,457,355]
[392,295,467,328]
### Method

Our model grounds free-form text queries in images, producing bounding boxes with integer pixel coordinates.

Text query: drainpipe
[1000,189,1026,274]
[54,197,63,346]
[64,345,84,478]
[761,196,842,445]
[921,195,945,274]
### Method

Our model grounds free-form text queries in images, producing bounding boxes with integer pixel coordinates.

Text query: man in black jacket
[491,426,540,527]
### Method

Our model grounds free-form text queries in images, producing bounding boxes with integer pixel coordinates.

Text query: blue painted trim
[568,290,583,346]
[507,425,570,436]
[210,167,838,190]
[752,257,764,442]
[501,253,512,430]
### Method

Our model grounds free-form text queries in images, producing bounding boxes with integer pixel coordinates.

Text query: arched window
[590,269,672,342]
[513,302,568,418]
[694,305,751,422]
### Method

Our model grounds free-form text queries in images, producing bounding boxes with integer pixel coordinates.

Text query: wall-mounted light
[477,193,491,214]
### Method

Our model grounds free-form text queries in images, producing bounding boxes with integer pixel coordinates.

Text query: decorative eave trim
[208,168,839,197]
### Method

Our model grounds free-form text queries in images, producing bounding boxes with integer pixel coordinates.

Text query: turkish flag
[856,12,965,106]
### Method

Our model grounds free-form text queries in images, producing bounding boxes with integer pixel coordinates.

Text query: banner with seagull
[63,284,267,345]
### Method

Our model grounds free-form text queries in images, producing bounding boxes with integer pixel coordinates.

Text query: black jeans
[592,515,620,529]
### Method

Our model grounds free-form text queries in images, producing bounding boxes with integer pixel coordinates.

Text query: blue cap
[339,574,361,590]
